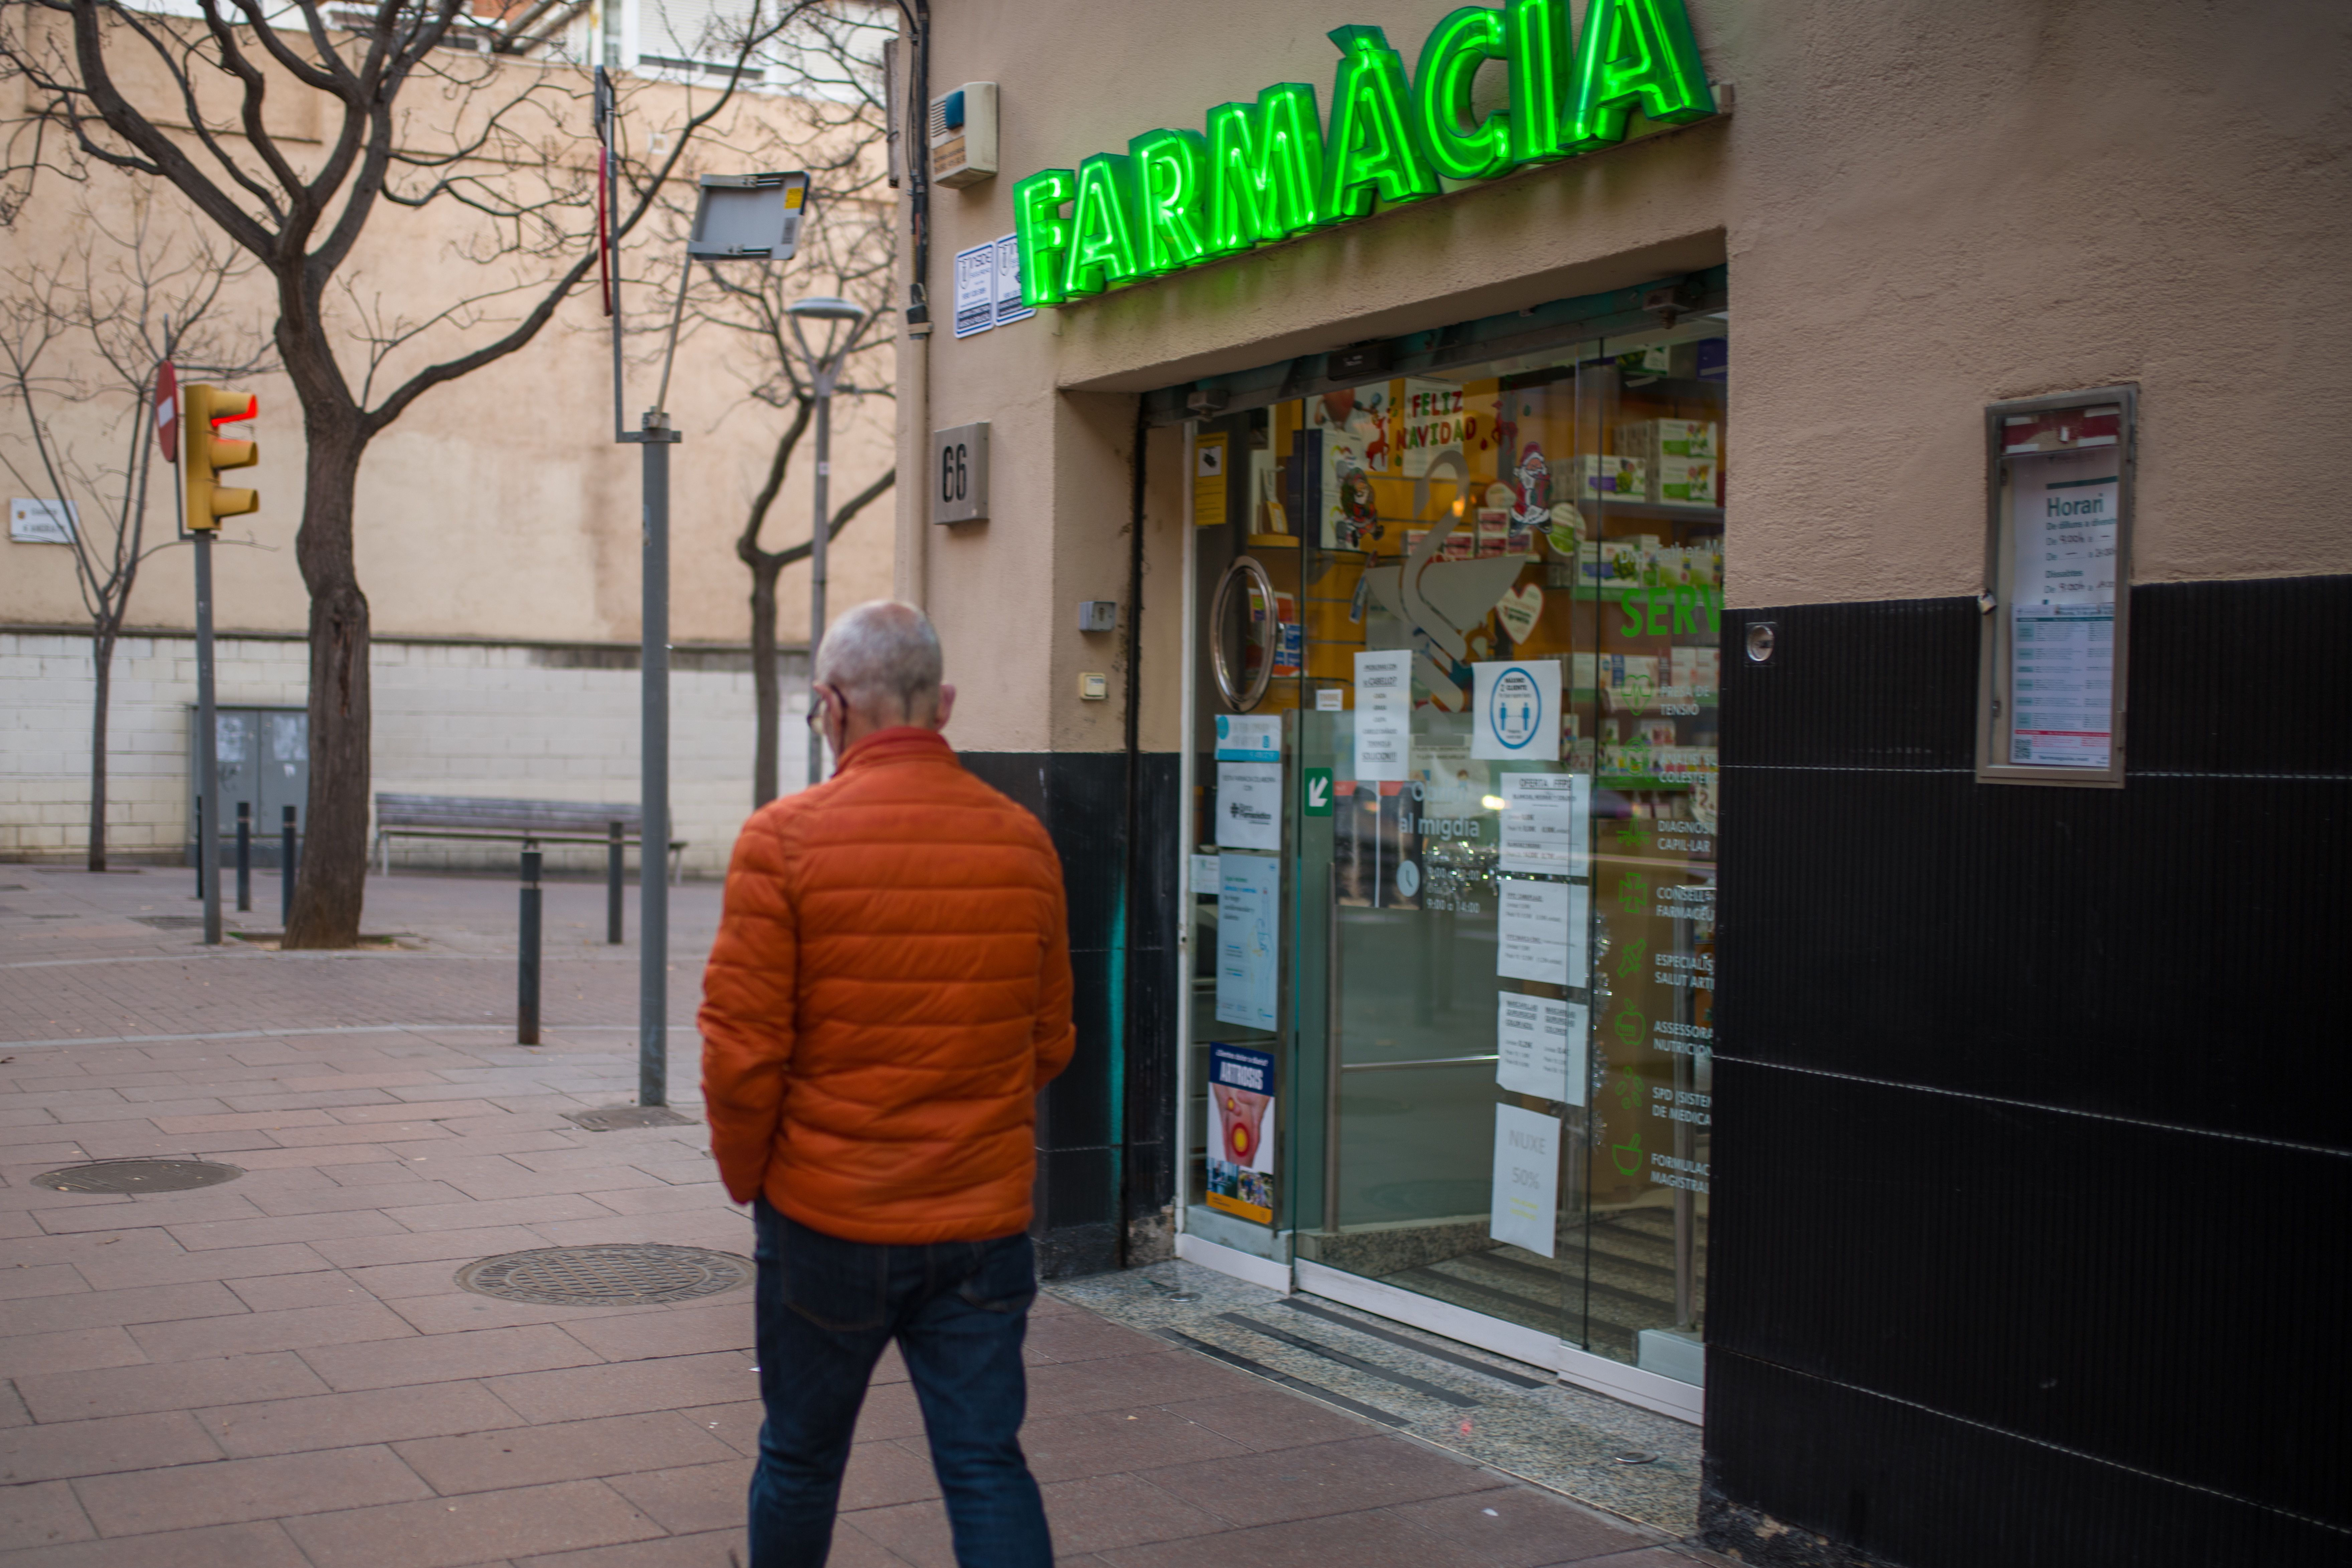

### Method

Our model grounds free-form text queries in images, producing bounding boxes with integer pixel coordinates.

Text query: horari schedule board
[1976,387,2136,789]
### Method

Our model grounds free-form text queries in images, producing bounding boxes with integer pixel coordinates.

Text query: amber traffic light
[184,384,258,532]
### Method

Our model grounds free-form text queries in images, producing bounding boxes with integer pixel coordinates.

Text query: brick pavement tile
[603,1458,751,1536]
[389,1128,583,1158]
[383,1291,640,1336]
[0,1479,94,1548]
[5,1280,249,1335]
[873,1343,909,1385]
[71,1241,330,1292]
[632,1162,727,1188]
[71,1443,435,1535]
[0,1382,28,1428]
[531,1213,753,1251]
[301,1324,607,1392]
[0,1211,41,1239]
[326,1099,509,1125]
[322,1158,439,1186]
[1564,1550,1699,1567]
[390,1194,619,1233]
[1151,1393,1376,1455]
[555,1303,755,1362]
[67,1128,281,1159]
[0,1517,310,1568]
[0,1410,222,1483]
[33,1192,266,1235]
[127,1301,417,1363]
[1037,1472,1231,1556]
[227,1270,373,1312]
[396,1411,736,1496]
[1388,1488,1658,1565]
[242,1179,477,1216]
[0,1264,84,1302]
[0,1149,94,1174]
[15,1350,330,1422]
[512,1533,759,1568]
[197,1380,528,1458]
[346,1259,507,1300]
[0,1227,184,1270]
[265,1120,466,1149]
[149,1110,339,1134]
[220,1144,400,1171]
[278,1072,450,1093]
[583,1183,731,1217]
[164,1209,410,1251]
[1022,1406,1250,1485]
[1141,1435,1502,1528]
[1023,1354,1256,1421]
[674,1401,764,1458]
[1024,1314,1167,1366]
[309,1223,548,1270]
[215,1089,405,1113]
[426,1165,671,1203]
[486,1352,757,1425]
[847,1381,928,1443]
[0,1327,145,1379]
[283,1478,665,1568]
[1093,1506,1502,1568]
[838,1497,957,1568]
[46,1098,232,1124]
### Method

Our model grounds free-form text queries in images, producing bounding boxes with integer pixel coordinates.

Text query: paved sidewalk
[0,870,1699,1567]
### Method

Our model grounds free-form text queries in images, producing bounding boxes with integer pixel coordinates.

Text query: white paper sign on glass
[1215,853,1280,1031]
[1489,1103,1562,1257]
[1498,772,1587,877]
[1353,649,1410,781]
[1497,878,1586,987]
[1189,853,1221,895]
[1214,714,1283,762]
[1472,659,1563,761]
[2008,446,2119,769]
[1496,992,1588,1106]
[1214,763,1282,852]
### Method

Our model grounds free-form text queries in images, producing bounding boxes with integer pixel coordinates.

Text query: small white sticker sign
[1472,659,1562,761]
[1498,772,1588,877]
[1189,853,1221,895]
[1497,877,1586,988]
[1214,762,1282,851]
[1216,853,1281,1031]
[1353,649,1410,782]
[952,242,995,338]
[1497,992,1587,1106]
[992,234,1035,326]
[1214,714,1282,762]
[1490,1103,1562,1257]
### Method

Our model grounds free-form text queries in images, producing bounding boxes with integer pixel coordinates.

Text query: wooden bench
[373,793,686,882]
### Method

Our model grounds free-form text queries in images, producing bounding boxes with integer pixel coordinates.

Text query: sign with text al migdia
[1012,0,1715,309]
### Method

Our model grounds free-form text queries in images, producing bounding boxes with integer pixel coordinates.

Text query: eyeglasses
[805,684,833,733]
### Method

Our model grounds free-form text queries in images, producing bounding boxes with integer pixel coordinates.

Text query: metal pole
[639,412,672,1107]
[519,845,542,1046]
[194,531,221,946]
[804,365,834,789]
[281,806,298,928]
[235,801,252,913]
[607,820,625,944]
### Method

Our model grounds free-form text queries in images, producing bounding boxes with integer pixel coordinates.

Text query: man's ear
[932,684,956,731]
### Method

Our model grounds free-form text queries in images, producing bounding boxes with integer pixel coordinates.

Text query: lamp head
[788,296,868,323]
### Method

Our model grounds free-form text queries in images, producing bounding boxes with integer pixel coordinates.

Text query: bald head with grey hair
[814,601,952,740]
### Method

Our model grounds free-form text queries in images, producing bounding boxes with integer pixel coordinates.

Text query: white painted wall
[0,630,804,878]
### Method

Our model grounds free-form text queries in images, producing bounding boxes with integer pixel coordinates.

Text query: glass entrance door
[1183,304,1727,1403]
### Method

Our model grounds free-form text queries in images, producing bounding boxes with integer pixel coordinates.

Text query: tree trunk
[86,626,115,873]
[749,555,785,808]
[282,422,371,950]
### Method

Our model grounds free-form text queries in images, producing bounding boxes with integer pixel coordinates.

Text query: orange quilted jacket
[698,727,1076,1244]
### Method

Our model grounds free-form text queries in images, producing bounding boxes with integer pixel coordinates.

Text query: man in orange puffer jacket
[701,600,1074,1568]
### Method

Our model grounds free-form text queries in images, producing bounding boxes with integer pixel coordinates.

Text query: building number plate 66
[932,421,988,525]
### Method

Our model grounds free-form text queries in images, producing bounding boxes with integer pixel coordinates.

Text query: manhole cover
[33,1159,245,1194]
[562,1105,698,1133]
[455,1244,751,1306]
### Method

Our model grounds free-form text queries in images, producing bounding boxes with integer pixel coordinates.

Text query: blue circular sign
[1488,667,1543,751]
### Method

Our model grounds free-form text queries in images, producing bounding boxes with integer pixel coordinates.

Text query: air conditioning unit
[928,83,998,188]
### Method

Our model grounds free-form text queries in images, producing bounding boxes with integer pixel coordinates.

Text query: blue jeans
[747,1200,1052,1568]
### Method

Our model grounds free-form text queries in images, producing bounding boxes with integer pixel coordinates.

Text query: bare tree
[0,0,811,944]
[669,3,897,805]
[0,188,268,870]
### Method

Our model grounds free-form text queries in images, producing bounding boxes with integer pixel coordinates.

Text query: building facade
[887,1,2351,1563]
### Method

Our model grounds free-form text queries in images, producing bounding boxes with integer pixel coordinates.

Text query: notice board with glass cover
[1978,387,2136,787]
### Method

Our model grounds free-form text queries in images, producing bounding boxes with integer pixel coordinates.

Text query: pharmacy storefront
[902,0,2350,1562]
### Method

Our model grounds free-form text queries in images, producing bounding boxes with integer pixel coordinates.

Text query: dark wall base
[1710,577,2351,1568]
[959,749,1180,1280]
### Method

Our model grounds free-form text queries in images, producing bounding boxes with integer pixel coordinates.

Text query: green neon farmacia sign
[1012,0,1715,310]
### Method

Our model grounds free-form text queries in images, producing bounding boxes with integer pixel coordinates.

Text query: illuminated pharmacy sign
[1012,0,1716,309]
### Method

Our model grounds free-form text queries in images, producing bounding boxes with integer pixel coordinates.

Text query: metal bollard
[235,802,252,913]
[281,806,299,928]
[193,795,203,898]
[518,846,542,1046]
[606,820,624,945]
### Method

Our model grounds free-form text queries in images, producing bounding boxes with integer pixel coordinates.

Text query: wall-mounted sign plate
[933,421,989,525]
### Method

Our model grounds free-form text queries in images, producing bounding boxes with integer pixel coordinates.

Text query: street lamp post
[784,295,869,790]
[598,71,807,1107]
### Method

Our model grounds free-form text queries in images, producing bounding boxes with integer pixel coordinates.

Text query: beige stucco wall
[898,0,2352,756]
[0,44,896,653]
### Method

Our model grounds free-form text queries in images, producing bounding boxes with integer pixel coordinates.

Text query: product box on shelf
[1669,646,1721,697]
[1656,455,1718,506]
[1615,419,1719,462]
[1575,455,1648,500]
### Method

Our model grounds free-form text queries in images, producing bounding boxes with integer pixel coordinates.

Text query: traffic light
[184,384,258,532]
